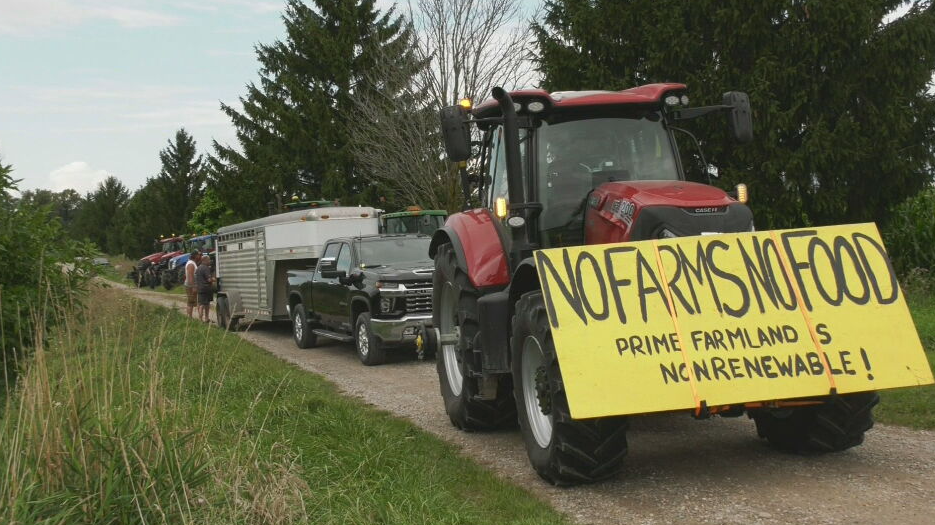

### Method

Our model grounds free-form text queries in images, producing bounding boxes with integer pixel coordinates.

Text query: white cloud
[0,0,180,35]
[48,161,110,194]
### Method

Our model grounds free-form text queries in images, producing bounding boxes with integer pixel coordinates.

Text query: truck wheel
[751,392,879,453]
[355,312,385,366]
[433,243,516,431]
[292,304,317,349]
[512,290,629,485]
[216,295,239,332]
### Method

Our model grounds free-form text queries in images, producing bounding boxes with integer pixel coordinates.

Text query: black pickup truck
[286,234,435,365]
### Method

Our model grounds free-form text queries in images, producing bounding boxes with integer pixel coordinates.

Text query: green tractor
[380,207,447,236]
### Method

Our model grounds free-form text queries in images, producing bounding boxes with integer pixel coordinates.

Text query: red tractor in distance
[422,85,878,485]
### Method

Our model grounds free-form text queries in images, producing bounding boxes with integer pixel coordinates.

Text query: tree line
[11,0,935,263]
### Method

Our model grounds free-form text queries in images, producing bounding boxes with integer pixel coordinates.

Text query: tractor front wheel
[750,392,879,453]
[512,290,629,485]
[433,243,515,430]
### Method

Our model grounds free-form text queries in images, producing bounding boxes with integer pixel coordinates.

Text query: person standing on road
[195,255,215,323]
[184,251,202,318]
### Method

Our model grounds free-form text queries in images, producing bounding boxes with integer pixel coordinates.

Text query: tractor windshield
[536,114,678,243]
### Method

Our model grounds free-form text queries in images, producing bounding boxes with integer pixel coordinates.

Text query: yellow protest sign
[534,223,933,419]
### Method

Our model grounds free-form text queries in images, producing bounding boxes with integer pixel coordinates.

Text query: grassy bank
[874,286,935,430]
[0,285,567,525]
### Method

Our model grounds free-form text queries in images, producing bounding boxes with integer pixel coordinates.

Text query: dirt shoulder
[113,281,935,525]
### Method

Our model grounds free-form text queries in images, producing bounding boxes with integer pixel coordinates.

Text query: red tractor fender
[428,209,509,289]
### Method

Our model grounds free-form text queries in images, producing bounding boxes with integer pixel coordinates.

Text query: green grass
[874,287,935,430]
[1,286,568,524]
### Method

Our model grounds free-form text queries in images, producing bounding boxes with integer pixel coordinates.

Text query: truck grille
[405,280,433,313]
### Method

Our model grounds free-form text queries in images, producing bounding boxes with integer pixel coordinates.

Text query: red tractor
[423,85,879,485]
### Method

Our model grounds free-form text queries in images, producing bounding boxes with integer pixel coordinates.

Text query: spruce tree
[154,128,204,234]
[211,0,414,219]
[534,0,935,228]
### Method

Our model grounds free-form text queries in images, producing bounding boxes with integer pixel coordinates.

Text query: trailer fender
[428,209,509,289]
[220,290,244,319]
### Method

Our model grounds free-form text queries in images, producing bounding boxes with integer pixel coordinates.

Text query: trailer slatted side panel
[217,234,263,315]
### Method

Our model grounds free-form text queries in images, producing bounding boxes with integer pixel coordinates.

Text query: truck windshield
[536,115,679,243]
[358,237,432,267]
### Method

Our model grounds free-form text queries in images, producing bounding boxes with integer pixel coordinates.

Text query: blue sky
[0,1,305,195]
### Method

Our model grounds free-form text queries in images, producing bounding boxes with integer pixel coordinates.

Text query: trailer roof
[217,206,378,234]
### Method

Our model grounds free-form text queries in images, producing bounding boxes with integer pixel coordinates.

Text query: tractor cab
[381,207,447,236]
[448,85,754,254]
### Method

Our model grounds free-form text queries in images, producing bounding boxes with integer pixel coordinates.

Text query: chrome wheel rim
[358,323,369,357]
[440,281,463,396]
[293,312,303,341]
[522,335,553,449]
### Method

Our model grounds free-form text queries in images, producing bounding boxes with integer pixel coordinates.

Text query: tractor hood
[594,180,734,209]
[586,180,752,244]
[141,251,165,263]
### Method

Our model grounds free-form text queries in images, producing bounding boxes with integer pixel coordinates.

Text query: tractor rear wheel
[433,243,516,430]
[512,290,629,485]
[751,392,879,453]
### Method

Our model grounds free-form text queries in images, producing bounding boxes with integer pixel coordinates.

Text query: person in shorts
[184,251,202,318]
[195,255,215,322]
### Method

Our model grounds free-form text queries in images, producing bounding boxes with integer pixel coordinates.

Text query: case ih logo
[610,199,636,224]
[690,206,727,214]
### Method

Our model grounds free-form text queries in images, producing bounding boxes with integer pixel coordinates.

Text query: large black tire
[433,243,516,431]
[751,392,879,453]
[161,270,175,290]
[291,304,317,349]
[512,290,629,485]
[355,312,385,366]
[216,295,239,332]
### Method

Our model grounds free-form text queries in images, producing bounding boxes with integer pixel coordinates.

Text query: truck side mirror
[440,105,472,162]
[723,91,753,143]
[323,269,347,280]
[318,257,337,276]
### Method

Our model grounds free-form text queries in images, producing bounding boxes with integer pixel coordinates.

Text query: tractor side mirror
[440,105,472,162]
[723,91,753,143]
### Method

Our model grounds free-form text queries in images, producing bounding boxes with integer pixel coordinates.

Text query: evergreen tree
[211,0,414,219]
[534,0,935,228]
[72,176,130,254]
[118,180,175,257]
[154,128,204,234]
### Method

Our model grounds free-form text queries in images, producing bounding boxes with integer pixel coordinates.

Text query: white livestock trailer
[215,206,379,329]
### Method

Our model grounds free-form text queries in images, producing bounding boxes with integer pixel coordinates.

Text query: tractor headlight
[380,297,394,313]
[659,228,678,239]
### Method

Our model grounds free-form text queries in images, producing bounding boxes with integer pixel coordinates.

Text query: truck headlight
[380,297,394,313]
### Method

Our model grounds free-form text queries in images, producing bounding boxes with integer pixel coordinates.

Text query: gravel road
[118,283,935,525]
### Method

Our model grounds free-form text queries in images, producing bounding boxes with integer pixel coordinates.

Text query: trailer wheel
[433,243,516,430]
[291,304,317,349]
[216,295,238,332]
[512,290,629,485]
[355,312,385,366]
[751,392,879,453]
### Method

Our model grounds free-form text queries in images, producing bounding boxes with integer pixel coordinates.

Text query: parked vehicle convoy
[163,233,218,290]
[286,234,434,365]
[380,207,447,236]
[128,235,184,288]
[420,85,933,485]
[214,206,379,331]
